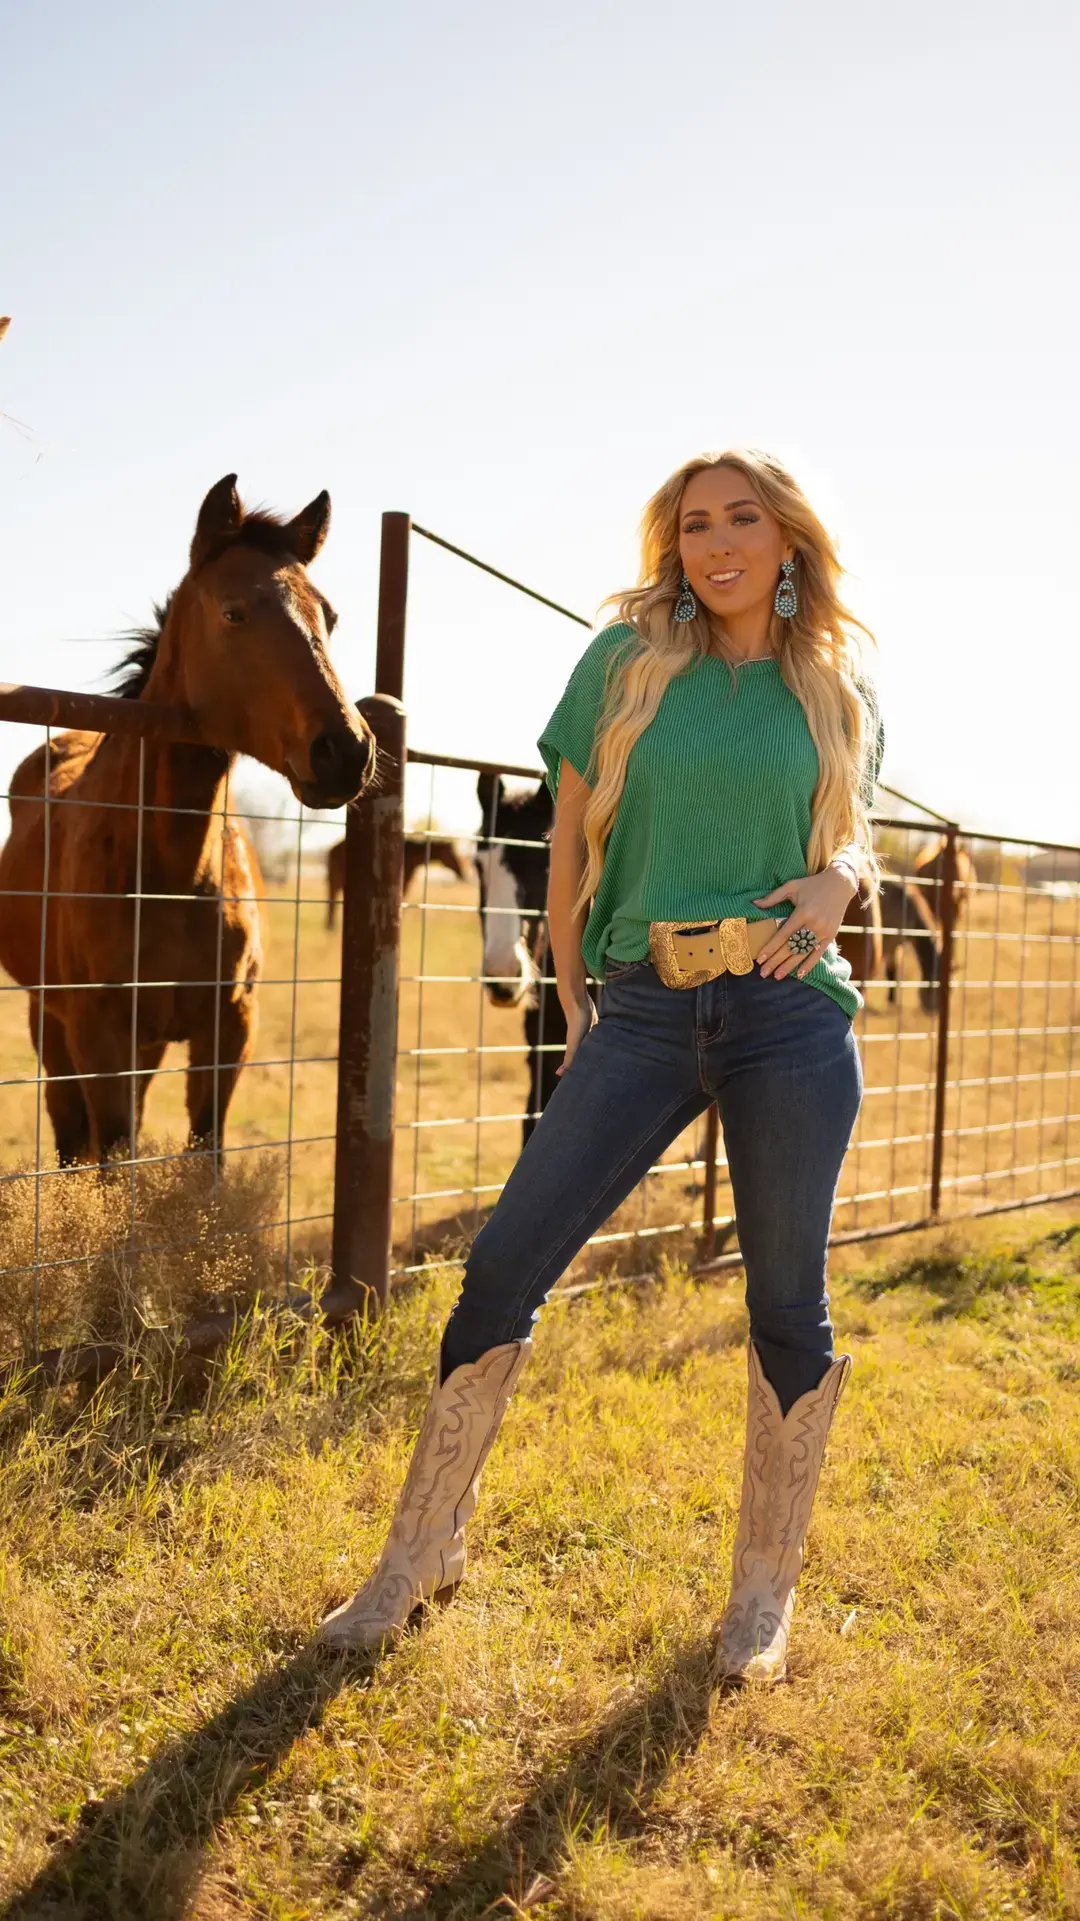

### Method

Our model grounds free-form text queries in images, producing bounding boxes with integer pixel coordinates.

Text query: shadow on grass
[853,1243,1042,1318]
[383,1639,718,1920]
[1,1645,367,1921]
[398,1205,492,1271]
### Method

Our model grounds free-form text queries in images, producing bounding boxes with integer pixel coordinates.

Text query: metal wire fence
[0,714,342,1357]
[390,773,1080,1291]
[0,516,1077,1365]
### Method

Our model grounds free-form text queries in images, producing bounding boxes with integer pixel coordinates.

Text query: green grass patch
[0,1210,1078,1918]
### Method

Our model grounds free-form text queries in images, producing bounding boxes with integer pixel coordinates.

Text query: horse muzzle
[293,726,374,809]
[487,980,527,1008]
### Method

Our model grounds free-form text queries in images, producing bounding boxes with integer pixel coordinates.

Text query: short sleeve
[537,622,637,800]
[856,676,885,810]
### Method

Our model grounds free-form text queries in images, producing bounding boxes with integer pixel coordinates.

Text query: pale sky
[2,0,1078,845]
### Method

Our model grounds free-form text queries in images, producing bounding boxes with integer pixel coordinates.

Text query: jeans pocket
[603,958,648,984]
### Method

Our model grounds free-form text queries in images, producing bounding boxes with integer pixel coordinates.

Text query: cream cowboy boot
[714,1342,851,1685]
[317,1341,530,1653]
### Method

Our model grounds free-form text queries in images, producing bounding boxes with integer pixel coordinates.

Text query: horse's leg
[66,993,151,1164]
[919,936,941,1015]
[185,991,256,1157]
[326,884,338,932]
[535,976,566,1136]
[28,998,92,1165]
[522,1001,540,1150]
[521,961,568,1150]
[133,1039,168,1137]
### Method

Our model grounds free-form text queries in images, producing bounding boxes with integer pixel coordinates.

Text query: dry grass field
[1,833,1078,1349]
[0,1210,1077,1918]
[1,816,1079,1916]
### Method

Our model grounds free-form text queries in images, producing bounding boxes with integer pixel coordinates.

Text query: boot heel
[407,1582,460,1630]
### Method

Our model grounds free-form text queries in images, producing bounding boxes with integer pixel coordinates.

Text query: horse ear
[477,770,504,829]
[191,474,242,567]
[284,490,332,564]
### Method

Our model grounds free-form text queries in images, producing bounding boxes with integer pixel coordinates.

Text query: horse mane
[110,598,172,699]
[108,509,306,699]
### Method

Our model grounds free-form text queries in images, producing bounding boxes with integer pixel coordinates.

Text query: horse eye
[223,606,246,625]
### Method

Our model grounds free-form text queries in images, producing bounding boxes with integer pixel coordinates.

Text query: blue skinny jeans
[441,959,863,1413]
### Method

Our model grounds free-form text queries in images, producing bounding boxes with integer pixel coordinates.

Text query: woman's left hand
[753,867,858,980]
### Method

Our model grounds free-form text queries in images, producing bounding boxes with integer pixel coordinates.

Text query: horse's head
[475,772,553,1007]
[162,475,374,808]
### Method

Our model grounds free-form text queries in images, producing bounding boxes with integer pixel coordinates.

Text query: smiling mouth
[706,570,744,587]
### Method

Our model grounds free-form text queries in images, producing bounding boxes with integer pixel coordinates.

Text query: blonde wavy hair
[575,448,880,917]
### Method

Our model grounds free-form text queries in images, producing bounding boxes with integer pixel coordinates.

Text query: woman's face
[678,465,792,624]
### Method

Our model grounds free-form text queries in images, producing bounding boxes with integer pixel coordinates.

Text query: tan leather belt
[648,916,781,990]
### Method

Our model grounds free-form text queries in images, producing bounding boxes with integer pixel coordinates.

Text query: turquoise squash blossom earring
[774,558,797,620]
[674,572,697,623]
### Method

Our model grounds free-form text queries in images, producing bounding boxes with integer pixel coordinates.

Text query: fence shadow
[1,1645,367,1921]
[385,1638,717,1919]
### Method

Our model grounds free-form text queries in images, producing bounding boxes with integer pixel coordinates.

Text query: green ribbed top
[538,621,884,1018]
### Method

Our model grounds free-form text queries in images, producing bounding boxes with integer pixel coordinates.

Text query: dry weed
[0,1142,286,1353]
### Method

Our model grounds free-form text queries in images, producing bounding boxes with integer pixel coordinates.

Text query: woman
[320,448,883,1684]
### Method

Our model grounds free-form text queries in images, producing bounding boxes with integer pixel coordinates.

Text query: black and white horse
[475,772,578,1146]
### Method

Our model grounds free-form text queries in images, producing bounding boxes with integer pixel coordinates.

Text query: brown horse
[838,878,940,1010]
[837,837,976,1012]
[0,475,374,1165]
[325,833,471,929]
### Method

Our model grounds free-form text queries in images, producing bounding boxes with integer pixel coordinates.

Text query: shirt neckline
[702,653,779,670]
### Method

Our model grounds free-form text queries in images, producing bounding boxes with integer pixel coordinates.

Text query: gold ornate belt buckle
[648,916,755,989]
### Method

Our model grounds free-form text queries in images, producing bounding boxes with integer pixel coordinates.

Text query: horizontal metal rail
[0,681,202,740]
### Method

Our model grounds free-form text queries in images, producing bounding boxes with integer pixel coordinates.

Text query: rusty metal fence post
[327,512,411,1318]
[327,693,406,1317]
[375,512,411,702]
[929,823,960,1217]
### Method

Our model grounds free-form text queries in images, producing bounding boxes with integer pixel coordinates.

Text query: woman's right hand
[557,993,596,1077]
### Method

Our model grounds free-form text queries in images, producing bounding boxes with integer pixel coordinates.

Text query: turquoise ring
[787,926,818,960]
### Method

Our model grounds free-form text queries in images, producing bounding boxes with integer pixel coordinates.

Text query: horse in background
[326,833,471,929]
[838,878,940,1012]
[910,833,977,927]
[0,475,373,1165]
[836,836,976,1013]
[476,772,578,1147]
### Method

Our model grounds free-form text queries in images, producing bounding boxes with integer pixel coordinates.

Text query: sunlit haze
[2,0,1077,844]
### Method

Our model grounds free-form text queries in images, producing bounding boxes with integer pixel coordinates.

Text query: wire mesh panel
[835,816,947,1242]
[0,704,346,1357]
[937,832,1080,1214]
[389,772,1080,1289]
